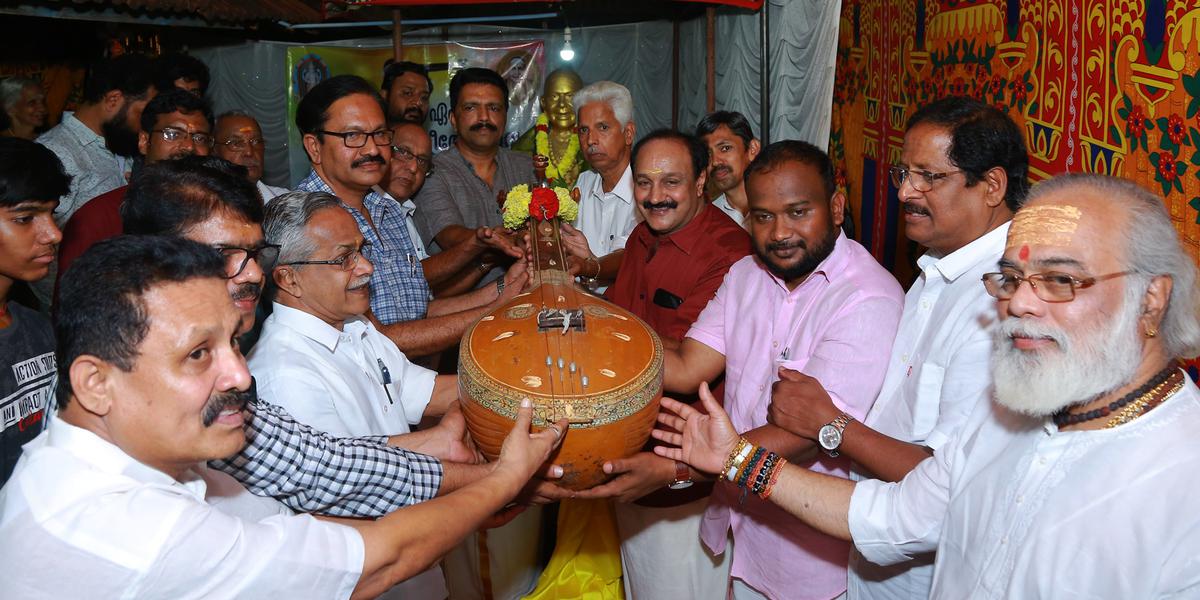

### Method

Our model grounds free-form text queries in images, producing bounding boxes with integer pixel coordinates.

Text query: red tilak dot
[1019,245,1030,261]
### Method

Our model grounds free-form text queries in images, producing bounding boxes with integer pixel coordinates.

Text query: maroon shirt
[604,202,750,506]
[605,203,751,342]
[57,185,127,280]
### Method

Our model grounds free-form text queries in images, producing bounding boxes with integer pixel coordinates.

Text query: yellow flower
[555,187,579,221]
[502,184,533,229]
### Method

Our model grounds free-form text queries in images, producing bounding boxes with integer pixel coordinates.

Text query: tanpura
[458,185,663,490]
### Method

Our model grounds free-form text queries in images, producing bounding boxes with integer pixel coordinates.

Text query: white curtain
[193,21,674,187]
[677,0,841,148]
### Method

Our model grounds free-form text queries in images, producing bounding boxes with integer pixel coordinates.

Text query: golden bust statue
[514,68,587,187]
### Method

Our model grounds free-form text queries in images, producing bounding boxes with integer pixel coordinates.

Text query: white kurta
[849,223,1008,599]
[0,421,363,599]
[849,377,1200,598]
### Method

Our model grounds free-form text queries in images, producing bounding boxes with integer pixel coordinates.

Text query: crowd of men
[0,50,1198,600]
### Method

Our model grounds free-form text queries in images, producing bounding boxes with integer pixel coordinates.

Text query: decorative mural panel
[831,0,1200,377]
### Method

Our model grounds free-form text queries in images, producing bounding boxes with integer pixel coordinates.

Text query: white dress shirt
[248,303,435,440]
[247,303,442,600]
[711,193,748,229]
[0,420,363,599]
[849,376,1200,599]
[573,166,639,259]
[849,223,1006,599]
[258,180,290,204]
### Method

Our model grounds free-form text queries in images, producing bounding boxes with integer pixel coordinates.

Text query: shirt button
[759,385,765,391]
[1000,536,1007,545]
[920,300,931,310]
[639,293,645,300]
[900,353,909,363]
[1015,495,1023,505]
[772,341,779,348]
[1039,456,1048,465]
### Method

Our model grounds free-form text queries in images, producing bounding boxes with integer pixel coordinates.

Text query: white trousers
[614,498,732,600]
[442,505,543,600]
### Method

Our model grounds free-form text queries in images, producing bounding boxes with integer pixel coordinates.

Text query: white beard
[991,285,1145,416]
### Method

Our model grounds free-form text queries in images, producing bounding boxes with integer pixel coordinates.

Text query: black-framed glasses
[390,144,433,176]
[317,129,393,148]
[218,137,264,152]
[152,127,215,148]
[888,165,962,192]
[216,244,281,279]
[281,241,373,272]
[981,270,1133,303]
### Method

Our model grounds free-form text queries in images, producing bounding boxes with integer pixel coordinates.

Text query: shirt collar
[62,112,106,149]
[586,165,634,205]
[46,419,207,498]
[300,169,384,210]
[920,221,1011,282]
[759,230,851,292]
[652,203,725,256]
[372,185,415,218]
[270,302,363,353]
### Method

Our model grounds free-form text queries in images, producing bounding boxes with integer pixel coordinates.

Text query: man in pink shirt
[664,140,904,599]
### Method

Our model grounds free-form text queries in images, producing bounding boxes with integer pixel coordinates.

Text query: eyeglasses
[218,137,264,152]
[981,270,1133,303]
[391,144,433,176]
[216,244,281,279]
[152,127,215,148]
[888,165,962,192]
[281,241,373,272]
[317,129,393,148]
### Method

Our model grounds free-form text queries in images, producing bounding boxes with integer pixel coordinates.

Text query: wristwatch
[818,413,854,457]
[667,461,694,490]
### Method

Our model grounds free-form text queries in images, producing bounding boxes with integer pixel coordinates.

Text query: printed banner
[285,40,545,157]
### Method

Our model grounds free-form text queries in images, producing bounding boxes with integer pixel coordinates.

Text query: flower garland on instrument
[534,113,581,187]
[502,184,580,229]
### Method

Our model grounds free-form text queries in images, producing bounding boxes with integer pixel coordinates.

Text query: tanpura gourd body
[459,218,663,490]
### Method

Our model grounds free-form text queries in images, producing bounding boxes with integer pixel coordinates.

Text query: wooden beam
[705,6,716,113]
[392,9,403,61]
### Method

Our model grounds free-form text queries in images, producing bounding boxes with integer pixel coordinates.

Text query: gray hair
[0,77,40,113]
[215,108,256,124]
[573,80,633,128]
[1028,173,1200,358]
[263,190,343,265]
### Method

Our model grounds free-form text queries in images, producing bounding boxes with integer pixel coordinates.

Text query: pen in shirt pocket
[377,358,395,405]
[406,253,417,277]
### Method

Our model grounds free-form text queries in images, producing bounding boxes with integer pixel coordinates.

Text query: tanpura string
[530,223,559,404]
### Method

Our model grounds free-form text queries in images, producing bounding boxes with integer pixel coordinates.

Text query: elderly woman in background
[0,77,47,140]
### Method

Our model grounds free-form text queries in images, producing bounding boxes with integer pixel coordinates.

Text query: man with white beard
[651,173,1200,598]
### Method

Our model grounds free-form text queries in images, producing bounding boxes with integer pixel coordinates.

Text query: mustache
[766,239,806,252]
[201,383,255,427]
[903,203,930,216]
[352,154,386,168]
[348,275,372,290]
[231,282,261,302]
[641,200,679,211]
[585,144,604,155]
[470,122,498,132]
[712,166,732,176]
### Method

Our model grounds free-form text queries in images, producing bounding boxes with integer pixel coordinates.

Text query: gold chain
[1105,371,1184,428]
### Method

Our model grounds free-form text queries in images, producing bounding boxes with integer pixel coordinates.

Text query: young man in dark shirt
[0,138,70,484]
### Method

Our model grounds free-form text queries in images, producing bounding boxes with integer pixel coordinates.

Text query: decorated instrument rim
[459,333,663,428]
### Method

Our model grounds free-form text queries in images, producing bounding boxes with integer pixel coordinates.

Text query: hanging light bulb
[560,26,576,62]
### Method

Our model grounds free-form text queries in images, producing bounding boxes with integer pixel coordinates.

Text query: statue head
[540,68,584,131]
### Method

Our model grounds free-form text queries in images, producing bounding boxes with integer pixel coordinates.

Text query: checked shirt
[209,399,442,517]
[297,171,432,324]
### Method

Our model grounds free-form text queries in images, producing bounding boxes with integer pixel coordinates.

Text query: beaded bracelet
[738,447,766,488]
[724,438,753,482]
[760,456,788,500]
